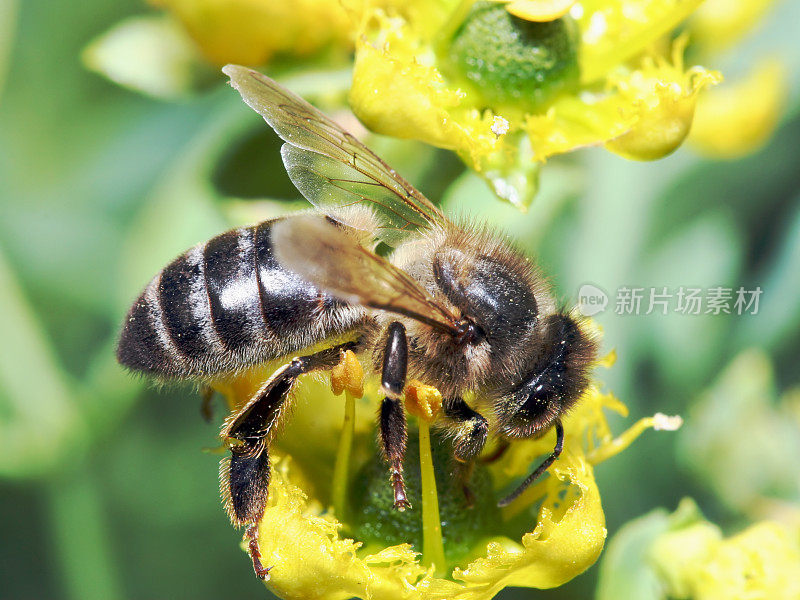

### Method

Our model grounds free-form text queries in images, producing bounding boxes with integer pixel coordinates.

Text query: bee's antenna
[497,420,564,508]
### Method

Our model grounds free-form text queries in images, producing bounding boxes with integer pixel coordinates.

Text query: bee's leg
[221,341,356,579]
[444,397,489,462]
[227,444,272,580]
[200,384,215,423]
[443,397,488,507]
[245,524,268,579]
[379,322,411,511]
[481,439,510,464]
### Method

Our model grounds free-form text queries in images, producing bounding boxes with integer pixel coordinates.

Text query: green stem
[419,420,446,575]
[331,391,356,520]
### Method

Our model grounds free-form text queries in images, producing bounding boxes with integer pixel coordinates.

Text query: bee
[116,65,597,580]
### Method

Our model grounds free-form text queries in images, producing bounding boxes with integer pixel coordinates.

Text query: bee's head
[420,224,594,402]
[493,313,597,440]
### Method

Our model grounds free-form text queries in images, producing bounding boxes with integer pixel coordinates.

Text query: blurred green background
[1,1,799,599]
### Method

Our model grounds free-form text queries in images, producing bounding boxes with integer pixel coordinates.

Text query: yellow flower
[688,59,787,159]
[84,0,356,98]
[348,0,720,208]
[215,347,680,599]
[598,498,800,600]
[152,0,354,66]
[689,0,778,56]
[686,0,789,159]
[490,0,577,22]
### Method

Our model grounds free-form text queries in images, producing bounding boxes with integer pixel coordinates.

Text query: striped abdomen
[117,219,365,378]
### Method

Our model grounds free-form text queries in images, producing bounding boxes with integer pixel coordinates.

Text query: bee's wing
[223,64,448,247]
[272,216,460,334]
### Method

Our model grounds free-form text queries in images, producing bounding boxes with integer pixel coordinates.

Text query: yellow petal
[576,0,705,83]
[351,1,718,207]
[349,28,501,162]
[523,93,635,160]
[151,0,353,65]
[604,38,722,161]
[602,498,800,600]
[689,58,788,159]
[507,0,577,22]
[255,431,607,599]
[256,457,433,600]
[454,456,606,594]
[650,520,723,598]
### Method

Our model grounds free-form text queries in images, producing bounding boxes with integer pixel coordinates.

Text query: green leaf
[735,199,800,351]
[0,249,86,478]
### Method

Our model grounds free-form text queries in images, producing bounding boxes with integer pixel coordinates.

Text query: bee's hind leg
[443,397,488,508]
[220,341,357,579]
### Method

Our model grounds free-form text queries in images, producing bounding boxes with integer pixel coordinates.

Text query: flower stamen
[330,350,364,520]
[586,412,683,465]
[408,385,447,575]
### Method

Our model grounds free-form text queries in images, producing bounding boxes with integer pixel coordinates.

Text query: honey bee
[116,65,597,580]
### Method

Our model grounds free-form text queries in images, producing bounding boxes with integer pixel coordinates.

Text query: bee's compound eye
[498,379,561,439]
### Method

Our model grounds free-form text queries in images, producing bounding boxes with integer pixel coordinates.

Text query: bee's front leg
[443,397,488,507]
[378,321,411,511]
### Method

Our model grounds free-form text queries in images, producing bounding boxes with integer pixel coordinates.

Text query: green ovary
[348,430,500,567]
[446,1,580,111]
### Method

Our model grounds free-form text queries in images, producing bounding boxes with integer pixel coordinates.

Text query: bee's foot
[393,497,412,511]
[254,564,272,581]
[245,525,272,581]
[390,470,410,511]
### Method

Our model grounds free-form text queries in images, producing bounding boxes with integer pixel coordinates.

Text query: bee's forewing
[272,215,458,333]
[223,64,448,247]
